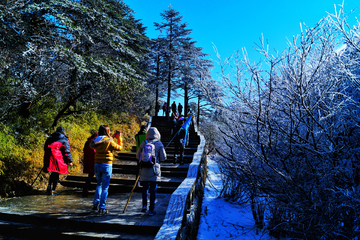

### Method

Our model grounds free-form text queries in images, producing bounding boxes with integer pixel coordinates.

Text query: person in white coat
[136,127,167,216]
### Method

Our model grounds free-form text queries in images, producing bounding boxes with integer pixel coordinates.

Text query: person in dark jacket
[178,103,183,116]
[43,126,73,195]
[82,130,98,197]
[136,127,167,216]
[171,101,177,115]
[162,103,167,116]
[174,118,185,165]
[169,112,177,136]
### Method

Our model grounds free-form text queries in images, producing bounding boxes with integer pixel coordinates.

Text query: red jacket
[43,132,73,174]
[83,135,96,174]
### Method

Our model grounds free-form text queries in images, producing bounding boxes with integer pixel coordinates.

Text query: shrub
[0,124,31,196]
[0,111,142,196]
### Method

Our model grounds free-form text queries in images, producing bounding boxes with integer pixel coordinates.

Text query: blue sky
[124,0,359,104]
[126,0,359,68]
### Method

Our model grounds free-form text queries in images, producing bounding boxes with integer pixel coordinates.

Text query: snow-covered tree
[0,0,151,129]
[154,5,192,117]
[205,6,360,239]
[145,38,168,116]
[176,40,213,117]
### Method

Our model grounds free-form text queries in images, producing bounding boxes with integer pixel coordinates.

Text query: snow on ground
[197,157,272,240]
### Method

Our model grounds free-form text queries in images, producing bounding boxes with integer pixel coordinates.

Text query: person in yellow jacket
[90,125,122,214]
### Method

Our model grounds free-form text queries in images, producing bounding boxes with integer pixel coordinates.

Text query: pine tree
[154,5,192,117]
[176,40,213,116]
[0,0,151,127]
[147,38,168,116]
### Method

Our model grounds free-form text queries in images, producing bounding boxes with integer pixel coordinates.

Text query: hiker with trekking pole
[133,127,166,216]
[43,126,73,195]
[123,114,194,214]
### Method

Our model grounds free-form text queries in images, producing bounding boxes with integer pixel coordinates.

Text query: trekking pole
[30,167,43,188]
[165,128,181,150]
[123,174,140,213]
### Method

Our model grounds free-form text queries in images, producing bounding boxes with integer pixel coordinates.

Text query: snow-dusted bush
[204,6,360,239]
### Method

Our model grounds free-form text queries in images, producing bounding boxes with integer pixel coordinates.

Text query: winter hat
[56,126,65,134]
[145,127,161,141]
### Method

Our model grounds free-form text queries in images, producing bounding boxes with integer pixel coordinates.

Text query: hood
[93,135,106,143]
[146,127,161,141]
[89,136,112,149]
[49,132,66,141]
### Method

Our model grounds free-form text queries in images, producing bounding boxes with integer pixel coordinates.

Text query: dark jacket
[174,121,185,142]
[178,104,183,114]
[171,102,177,113]
[83,135,97,174]
[43,132,73,174]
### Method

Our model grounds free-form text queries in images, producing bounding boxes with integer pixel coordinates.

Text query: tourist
[162,103,167,116]
[135,125,147,152]
[43,126,73,195]
[169,112,177,136]
[178,102,183,116]
[136,127,167,216]
[90,125,122,214]
[82,130,98,197]
[135,125,148,187]
[174,118,185,165]
[171,101,177,115]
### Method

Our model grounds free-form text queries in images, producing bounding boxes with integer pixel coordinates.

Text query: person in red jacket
[43,126,73,195]
[82,130,98,197]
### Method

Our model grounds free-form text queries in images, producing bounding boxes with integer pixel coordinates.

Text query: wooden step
[0,191,167,239]
[0,114,202,239]
[61,180,178,194]
[0,219,157,239]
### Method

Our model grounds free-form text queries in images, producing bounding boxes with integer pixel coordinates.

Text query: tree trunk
[155,55,160,116]
[155,84,159,116]
[166,62,171,118]
[197,95,200,125]
[184,82,188,116]
[51,86,89,128]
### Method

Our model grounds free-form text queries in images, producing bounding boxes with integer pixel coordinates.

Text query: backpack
[140,140,157,168]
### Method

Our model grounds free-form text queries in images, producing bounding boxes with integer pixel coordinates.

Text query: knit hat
[56,126,65,134]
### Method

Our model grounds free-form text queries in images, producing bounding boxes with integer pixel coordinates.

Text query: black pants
[83,173,94,192]
[48,172,59,190]
[174,139,184,162]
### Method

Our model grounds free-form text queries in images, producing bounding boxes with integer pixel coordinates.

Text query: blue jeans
[142,181,157,211]
[93,163,112,210]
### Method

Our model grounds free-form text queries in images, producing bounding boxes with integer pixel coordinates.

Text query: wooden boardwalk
[0,188,169,239]
[0,116,207,239]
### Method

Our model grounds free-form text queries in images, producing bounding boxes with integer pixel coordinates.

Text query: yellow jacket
[90,136,122,164]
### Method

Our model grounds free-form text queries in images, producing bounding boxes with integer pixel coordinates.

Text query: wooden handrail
[155,129,207,240]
